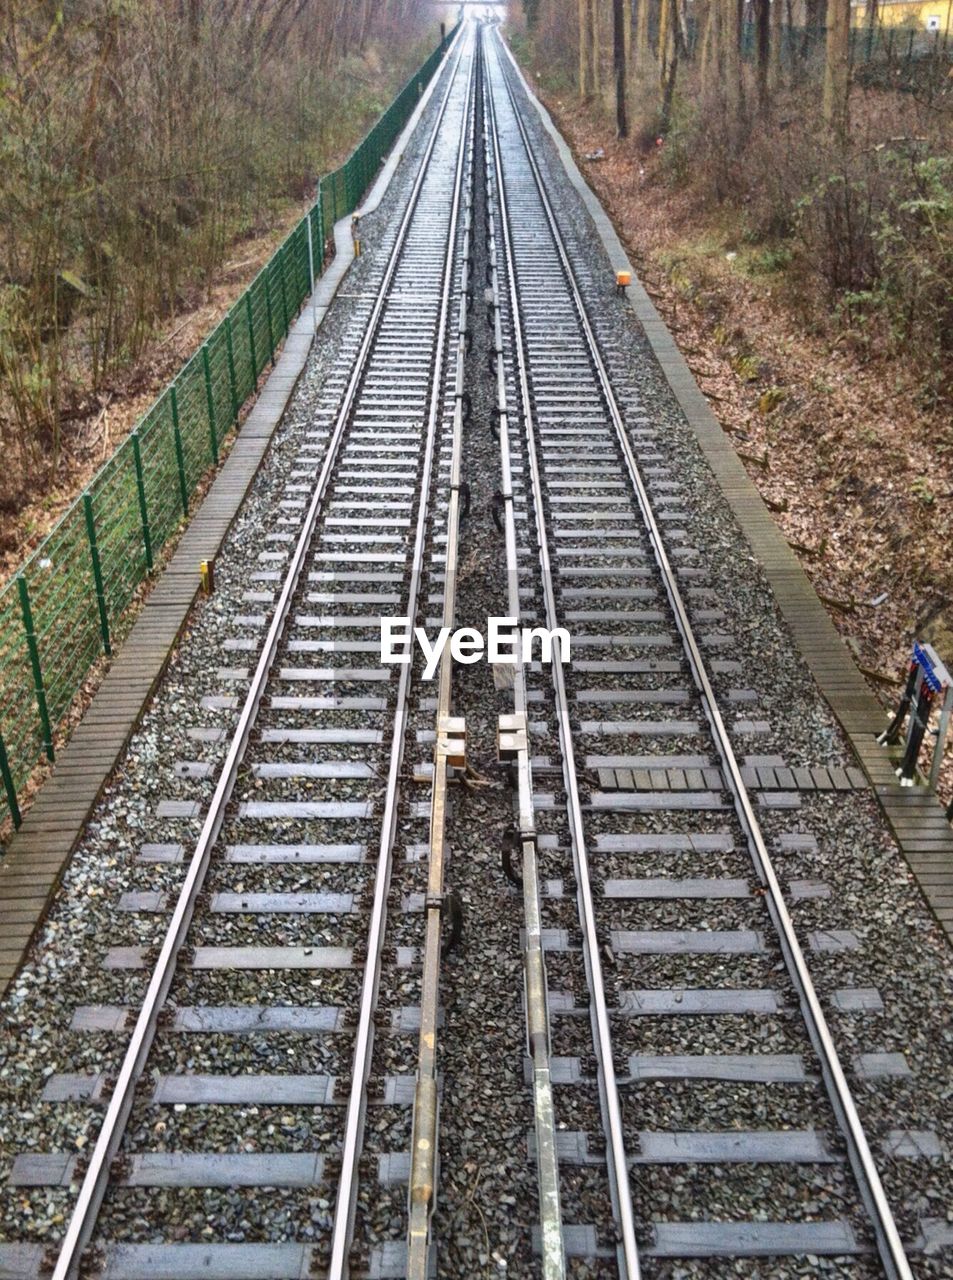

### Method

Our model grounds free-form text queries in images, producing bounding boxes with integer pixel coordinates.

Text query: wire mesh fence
[0,22,458,832]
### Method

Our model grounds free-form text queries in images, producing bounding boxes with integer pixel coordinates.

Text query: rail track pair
[1,19,923,1280]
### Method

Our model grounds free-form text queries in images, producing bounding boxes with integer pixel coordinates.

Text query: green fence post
[245,292,259,381]
[277,245,290,335]
[264,271,276,365]
[130,432,154,573]
[314,190,325,274]
[202,346,219,464]
[225,316,239,423]
[83,492,112,657]
[0,729,21,829]
[306,212,316,299]
[17,576,54,764]
[170,386,189,517]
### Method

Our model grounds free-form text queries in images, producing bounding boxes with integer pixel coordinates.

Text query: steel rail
[49,30,469,1280]
[330,25,478,1280]
[491,27,914,1280]
[484,36,642,1280]
[482,44,567,1280]
[405,38,476,1274]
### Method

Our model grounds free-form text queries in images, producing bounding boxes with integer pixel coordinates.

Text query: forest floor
[521,76,953,802]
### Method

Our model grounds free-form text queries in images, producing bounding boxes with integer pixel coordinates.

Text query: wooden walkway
[0,332,311,991]
[502,38,953,946]
[0,45,455,997]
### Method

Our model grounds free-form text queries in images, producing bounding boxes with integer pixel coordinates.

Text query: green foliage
[656,94,699,186]
[795,149,953,397]
[747,244,794,274]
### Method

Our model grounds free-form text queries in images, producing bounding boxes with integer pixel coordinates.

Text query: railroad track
[0,17,942,1280]
[3,26,475,1280]
[482,23,915,1280]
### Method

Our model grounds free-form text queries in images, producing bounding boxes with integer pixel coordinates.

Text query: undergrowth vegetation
[512,5,952,410]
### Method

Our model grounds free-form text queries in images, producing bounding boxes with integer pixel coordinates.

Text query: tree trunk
[701,0,719,97]
[754,0,770,109]
[658,0,670,69]
[722,0,742,123]
[613,0,629,136]
[622,0,632,121]
[769,0,783,92]
[590,0,602,97]
[578,0,591,95]
[659,0,680,122]
[823,0,851,133]
[635,0,651,67]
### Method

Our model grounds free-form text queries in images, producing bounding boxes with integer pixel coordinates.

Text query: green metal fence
[0,22,459,833]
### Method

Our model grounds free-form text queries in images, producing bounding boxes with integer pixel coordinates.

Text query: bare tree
[657,0,680,122]
[722,0,743,124]
[589,0,602,95]
[0,0,438,494]
[769,0,784,93]
[754,0,770,109]
[699,0,718,98]
[635,0,651,69]
[578,0,592,93]
[613,0,629,134]
[823,0,851,131]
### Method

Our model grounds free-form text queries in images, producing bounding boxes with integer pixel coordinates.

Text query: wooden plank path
[0,328,311,991]
[0,46,456,997]
[500,37,953,946]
